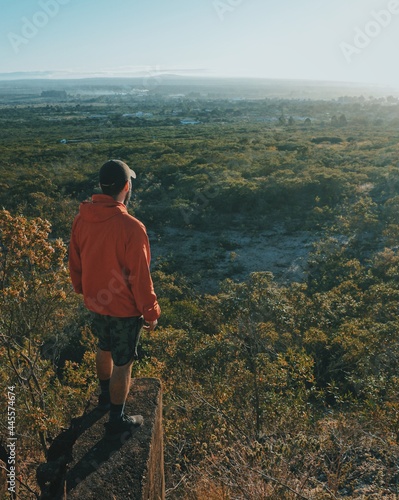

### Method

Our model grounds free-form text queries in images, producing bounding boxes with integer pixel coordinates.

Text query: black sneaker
[97,393,111,412]
[104,414,144,436]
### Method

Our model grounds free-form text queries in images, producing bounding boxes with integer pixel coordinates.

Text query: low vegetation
[1,83,399,498]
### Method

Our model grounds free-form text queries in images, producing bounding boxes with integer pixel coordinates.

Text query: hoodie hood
[79,194,127,223]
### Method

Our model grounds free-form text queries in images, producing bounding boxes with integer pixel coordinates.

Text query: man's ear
[123,180,129,192]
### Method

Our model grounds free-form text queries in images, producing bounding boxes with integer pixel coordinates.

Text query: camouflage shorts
[90,313,144,366]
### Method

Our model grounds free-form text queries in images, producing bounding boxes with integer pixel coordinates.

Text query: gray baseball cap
[99,159,136,188]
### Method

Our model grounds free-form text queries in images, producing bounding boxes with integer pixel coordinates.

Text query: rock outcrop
[37,378,165,500]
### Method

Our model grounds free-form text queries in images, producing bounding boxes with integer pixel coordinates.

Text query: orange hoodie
[69,194,161,321]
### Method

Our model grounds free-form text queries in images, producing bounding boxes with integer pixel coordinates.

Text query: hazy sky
[1,0,399,86]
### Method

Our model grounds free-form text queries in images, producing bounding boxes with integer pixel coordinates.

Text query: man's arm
[127,226,161,323]
[68,217,83,294]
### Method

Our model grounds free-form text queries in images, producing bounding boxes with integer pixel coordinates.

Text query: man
[68,159,161,436]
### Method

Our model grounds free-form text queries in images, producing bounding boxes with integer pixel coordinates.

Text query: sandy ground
[149,225,318,293]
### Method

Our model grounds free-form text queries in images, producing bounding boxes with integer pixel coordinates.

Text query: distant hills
[0,72,398,100]
[0,70,200,81]
[0,71,59,80]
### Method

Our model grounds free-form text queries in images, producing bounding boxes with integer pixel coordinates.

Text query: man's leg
[104,316,144,433]
[110,360,133,403]
[96,348,133,416]
[96,348,112,379]
[91,313,113,409]
[107,359,143,430]
[96,349,112,409]
[108,315,139,409]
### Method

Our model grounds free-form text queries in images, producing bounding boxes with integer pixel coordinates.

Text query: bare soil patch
[150,225,319,293]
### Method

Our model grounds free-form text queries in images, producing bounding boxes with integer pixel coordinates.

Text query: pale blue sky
[1,0,399,86]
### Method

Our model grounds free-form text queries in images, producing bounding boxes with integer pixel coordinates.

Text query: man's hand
[143,320,158,332]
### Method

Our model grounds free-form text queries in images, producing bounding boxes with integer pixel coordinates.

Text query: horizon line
[0,71,397,89]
